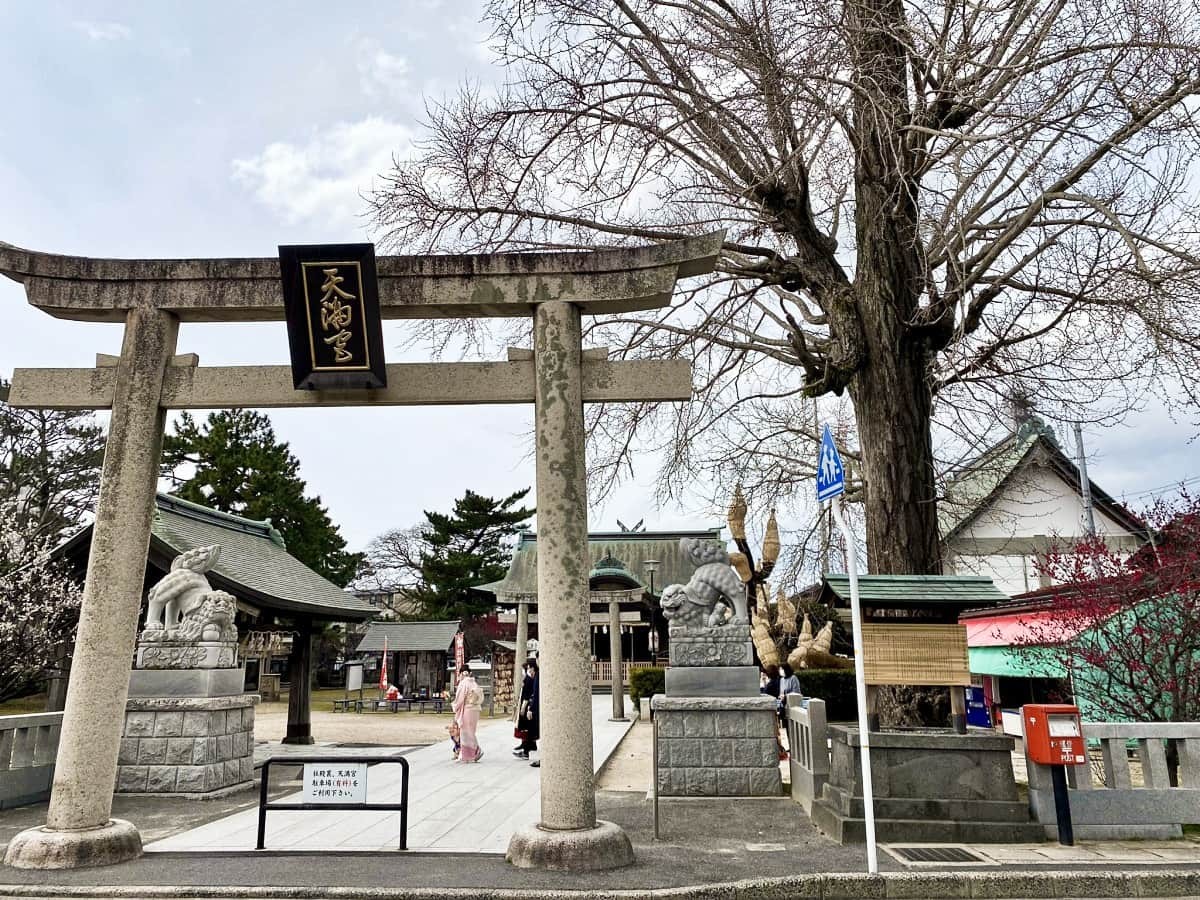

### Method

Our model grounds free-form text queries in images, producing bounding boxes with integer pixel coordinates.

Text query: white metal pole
[830,495,878,874]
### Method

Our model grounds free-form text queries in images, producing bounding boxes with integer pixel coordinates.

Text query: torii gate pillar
[506,300,633,868]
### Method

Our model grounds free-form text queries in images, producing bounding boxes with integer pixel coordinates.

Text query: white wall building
[940,421,1146,596]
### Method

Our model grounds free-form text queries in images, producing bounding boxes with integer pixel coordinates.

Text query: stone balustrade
[784,696,829,815]
[0,712,62,809]
[1026,720,1200,839]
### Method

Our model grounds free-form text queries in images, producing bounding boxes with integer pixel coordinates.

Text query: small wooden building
[353,620,462,698]
[55,493,378,742]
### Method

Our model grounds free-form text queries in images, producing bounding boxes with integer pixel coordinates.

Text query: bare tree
[356,525,430,595]
[371,0,1200,574]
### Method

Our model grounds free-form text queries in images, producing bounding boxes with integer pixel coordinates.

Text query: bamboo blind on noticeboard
[860,624,971,686]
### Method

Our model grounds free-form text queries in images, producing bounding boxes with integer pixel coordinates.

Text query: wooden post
[609,600,626,721]
[950,686,967,734]
[865,685,880,732]
[284,618,314,745]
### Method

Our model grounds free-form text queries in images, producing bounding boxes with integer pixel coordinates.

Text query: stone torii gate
[0,233,722,871]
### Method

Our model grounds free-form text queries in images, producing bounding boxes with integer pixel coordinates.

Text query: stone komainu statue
[142,545,237,643]
[660,537,748,628]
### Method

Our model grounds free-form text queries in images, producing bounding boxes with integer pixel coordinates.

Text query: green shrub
[629,666,665,705]
[796,668,858,721]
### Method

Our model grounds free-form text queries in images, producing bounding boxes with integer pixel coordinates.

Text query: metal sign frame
[256,755,409,851]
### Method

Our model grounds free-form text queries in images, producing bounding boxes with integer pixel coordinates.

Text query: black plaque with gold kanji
[279,243,387,390]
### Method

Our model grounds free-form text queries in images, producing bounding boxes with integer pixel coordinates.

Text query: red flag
[379,634,388,691]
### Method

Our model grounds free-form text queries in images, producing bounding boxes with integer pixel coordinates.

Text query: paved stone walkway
[148,695,634,854]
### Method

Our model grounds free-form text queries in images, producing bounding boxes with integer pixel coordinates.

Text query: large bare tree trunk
[850,353,941,574]
[843,0,942,576]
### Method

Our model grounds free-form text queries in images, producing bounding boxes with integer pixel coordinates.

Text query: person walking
[452,664,484,762]
[514,659,540,765]
[777,663,802,758]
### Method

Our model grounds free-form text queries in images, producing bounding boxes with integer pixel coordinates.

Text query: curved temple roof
[0,232,724,323]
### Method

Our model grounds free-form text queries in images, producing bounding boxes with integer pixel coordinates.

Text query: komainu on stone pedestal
[661,535,755,669]
[137,545,237,669]
[118,543,255,797]
[659,537,748,628]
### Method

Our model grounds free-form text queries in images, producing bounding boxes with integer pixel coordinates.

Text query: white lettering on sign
[302,763,367,804]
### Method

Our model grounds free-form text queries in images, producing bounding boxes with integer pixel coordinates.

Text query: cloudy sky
[1,2,1196,554]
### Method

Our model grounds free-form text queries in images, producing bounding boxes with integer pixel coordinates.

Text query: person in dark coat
[515,659,540,764]
[760,665,780,701]
[513,661,535,752]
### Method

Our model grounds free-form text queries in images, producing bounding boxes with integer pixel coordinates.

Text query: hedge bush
[796,668,858,721]
[629,666,666,705]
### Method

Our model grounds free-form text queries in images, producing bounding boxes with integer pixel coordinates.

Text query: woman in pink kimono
[452,665,484,762]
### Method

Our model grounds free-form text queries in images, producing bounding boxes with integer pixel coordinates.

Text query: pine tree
[0,378,104,541]
[413,488,533,621]
[161,410,362,585]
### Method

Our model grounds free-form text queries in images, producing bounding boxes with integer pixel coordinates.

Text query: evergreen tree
[161,410,361,585]
[0,379,104,541]
[413,488,533,621]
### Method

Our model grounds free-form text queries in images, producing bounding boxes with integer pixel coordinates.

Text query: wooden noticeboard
[860,624,971,686]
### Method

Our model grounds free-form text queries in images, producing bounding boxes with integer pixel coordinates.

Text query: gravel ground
[253,701,509,747]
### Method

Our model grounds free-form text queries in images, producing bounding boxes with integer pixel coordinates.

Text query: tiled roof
[938,427,1045,539]
[354,620,461,653]
[149,494,376,621]
[939,424,1144,541]
[475,528,726,602]
[819,574,1010,610]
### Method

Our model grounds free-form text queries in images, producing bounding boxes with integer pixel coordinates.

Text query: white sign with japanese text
[302,763,367,804]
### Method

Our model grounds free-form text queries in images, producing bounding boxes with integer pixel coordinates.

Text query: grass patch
[0,693,49,715]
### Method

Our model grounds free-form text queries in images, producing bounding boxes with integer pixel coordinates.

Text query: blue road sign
[815,424,846,501]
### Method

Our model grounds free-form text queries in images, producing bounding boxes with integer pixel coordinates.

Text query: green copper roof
[819,574,1010,610]
[939,425,1049,539]
[477,527,725,602]
[57,493,376,622]
[150,494,376,621]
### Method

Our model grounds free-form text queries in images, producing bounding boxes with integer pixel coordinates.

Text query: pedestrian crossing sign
[816,424,846,501]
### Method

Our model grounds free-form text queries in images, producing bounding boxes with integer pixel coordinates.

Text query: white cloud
[72,20,132,41]
[356,40,410,100]
[231,117,412,229]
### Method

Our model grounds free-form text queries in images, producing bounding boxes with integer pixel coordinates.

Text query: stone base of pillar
[505,820,634,871]
[3,819,142,869]
[281,731,315,745]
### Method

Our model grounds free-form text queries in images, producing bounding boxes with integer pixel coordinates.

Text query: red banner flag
[379,634,388,691]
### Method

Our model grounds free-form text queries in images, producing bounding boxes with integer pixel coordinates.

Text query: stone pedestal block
[651,696,782,797]
[810,725,1044,844]
[664,665,758,697]
[126,667,246,699]
[667,625,753,667]
[136,640,237,670]
[117,694,255,797]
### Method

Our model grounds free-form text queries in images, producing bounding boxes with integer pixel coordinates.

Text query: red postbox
[1022,703,1085,766]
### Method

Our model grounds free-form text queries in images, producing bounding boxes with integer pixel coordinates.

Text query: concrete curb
[1,870,1200,899]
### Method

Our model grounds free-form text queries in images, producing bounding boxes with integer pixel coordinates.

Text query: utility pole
[1073,422,1097,537]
